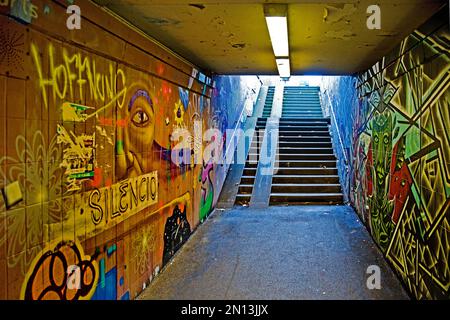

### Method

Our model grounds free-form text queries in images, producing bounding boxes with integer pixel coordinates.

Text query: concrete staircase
[235,87,274,205]
[270,86,343,205]
[262,86,275,118]
[282,86,323,118]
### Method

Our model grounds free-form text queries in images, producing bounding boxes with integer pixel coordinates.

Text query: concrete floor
[138,205,409,300]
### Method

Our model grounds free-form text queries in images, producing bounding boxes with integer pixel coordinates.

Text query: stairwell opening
[233,76,346,207]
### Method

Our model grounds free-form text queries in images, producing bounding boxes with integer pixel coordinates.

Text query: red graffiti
[98,118,114,126]
[157,64,165,76]
[388,142,413,224]
[116,118,128,128]
[91,168,103,188]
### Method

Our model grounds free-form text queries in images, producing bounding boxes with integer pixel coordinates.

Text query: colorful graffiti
[0,0,257,300]
[1,0,39,23]
[326,12,450,299]
[162,205,191,265]
[21,240,98,300]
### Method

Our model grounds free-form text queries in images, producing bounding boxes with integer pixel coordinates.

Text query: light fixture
[265,16,289,57]
[264,4,290,78]
[276,58,291,78]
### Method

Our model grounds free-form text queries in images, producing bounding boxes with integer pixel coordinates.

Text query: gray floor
[138,205,409,300]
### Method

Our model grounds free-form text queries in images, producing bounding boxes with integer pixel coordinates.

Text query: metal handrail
[323,90,349,166]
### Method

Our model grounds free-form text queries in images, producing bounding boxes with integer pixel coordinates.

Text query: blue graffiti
[178,87,189,110]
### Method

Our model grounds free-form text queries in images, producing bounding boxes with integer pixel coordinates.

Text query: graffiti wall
[321,76,359,203]
[207,75,260,221]
[0,0,256,299]
[327,9,450,299]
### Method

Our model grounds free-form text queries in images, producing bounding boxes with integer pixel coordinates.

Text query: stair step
[272,175,340,184]
[283,109,322,111]
[280,118,330,123]
[235,194,251,205]
[275,160,336,168]
[278,142,332,148]
[282,108,322,111]
[271,183,342,193]
[243,168,257,175]
[283,110,321,112]
[282,114,324,117]
[238,185,254,194]
[283,103,321,105]
[245,161,258,168]
[284,99,320,101]
[278,131,329,136]
[278,131,331,141]
[279,122,329,126]
[275,154,336,161]
[278,126,328,131]
[270,193,343,205]
[240,176,256,184]
[282,105,321,107]
[277,148,334,155]
[274,167,338,175]
[277,153,336,161]
[282,112,322,114]
[278,136,332,142]
[284,96,319,98]
[278,123,328,126]
[283,100,319,102]
[283,102,320,104]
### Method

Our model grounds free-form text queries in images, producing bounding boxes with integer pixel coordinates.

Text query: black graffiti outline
[24,240,97,300]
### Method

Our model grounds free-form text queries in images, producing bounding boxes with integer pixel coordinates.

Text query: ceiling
[92,0,447,75]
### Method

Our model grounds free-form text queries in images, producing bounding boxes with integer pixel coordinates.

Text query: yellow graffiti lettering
[31,43,127,111]
[31,43,51,112]
[29,3,38,18]
[116,68,127,108]
[54,64,68,100]
[139,177,147,202]
[119,181,128,214]
[63,49,77,100]
[96,72,105,102]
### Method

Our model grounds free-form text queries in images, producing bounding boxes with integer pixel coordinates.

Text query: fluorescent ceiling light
[276,58,291,78]
[265,16,289,58]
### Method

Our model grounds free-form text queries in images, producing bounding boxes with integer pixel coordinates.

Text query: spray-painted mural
[327,12,450,299]
[0,0,256,300]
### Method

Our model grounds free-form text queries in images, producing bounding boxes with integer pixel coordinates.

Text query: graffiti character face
[369,110,395,251]
[372,111,393,193]
[395,137,406,170]
[116,88,155,179]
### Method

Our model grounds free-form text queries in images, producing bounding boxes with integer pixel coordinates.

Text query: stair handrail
[223,84,263,171]
[322,89,349,167]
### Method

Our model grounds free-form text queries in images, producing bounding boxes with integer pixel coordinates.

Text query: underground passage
[0,0,449,303]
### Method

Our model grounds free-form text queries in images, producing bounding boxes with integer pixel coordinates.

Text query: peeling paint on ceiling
[324,29,357,40]
[93,0,446,75]
[323,4,357,24]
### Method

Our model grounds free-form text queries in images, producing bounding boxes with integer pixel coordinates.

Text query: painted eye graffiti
[383,134,390,145]
[132,110,150,127]
[374,135,379,143]
[128,89,154,128]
